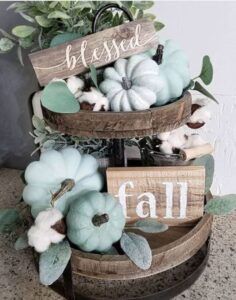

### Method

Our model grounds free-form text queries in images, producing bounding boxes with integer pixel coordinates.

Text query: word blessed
[34,24,158,71]
[117,181,188,219]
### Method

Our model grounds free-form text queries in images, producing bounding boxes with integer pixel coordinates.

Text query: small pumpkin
[152,40,191,106]
[23,148,103,218]
[66,191,125,252]
[100,53,164,112]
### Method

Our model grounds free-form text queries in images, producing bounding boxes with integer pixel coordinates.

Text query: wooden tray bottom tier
[71,213,213,280]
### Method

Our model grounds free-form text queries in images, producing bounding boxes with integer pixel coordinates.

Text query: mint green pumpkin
[153,40,191,106]
[66,191,125,252]
[23,148,103,218]
[100,53,164,112]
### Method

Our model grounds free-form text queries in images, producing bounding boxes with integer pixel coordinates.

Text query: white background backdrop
[150,1,236,194]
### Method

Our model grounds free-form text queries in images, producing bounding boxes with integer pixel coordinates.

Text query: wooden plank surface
[29,19,158,86]
[107,166,205,225]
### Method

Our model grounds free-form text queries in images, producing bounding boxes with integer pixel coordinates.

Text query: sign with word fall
[107,166,205,226]
[29,19,158,86]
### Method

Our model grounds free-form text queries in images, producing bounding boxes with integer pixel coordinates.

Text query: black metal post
[110,139,125,167]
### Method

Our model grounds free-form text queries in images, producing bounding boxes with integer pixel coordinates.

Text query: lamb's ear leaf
[192,154,214,194]
[89,64,99,90]
[39,240,71,286]
[14,232,29,250]
[120,232,152,270]
[41,81,80,113]
[0,208,22,233]
[131,219,168,233]
[205,195,236,215]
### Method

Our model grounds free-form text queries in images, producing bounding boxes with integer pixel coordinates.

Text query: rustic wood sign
[29,19,158,86]
[107,166,205,226]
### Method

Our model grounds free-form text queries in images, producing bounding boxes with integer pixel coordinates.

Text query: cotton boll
[168,128,187,149]
[157,131,171,141]
[79,88,109,111]
[159,141,173,154]
[35,208,64,230]
[189,105,211,124]
[183,134,207,149]
[28,226,52,253]
[48,228,65,244]
[67,76,84,94]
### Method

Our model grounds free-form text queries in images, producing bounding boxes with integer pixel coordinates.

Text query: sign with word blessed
[107,166,205,226]
[29,19,158,86]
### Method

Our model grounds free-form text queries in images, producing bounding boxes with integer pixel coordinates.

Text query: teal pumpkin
[23,148,103,218]
[100,53,164,112]
[66,191,125,252]
[152,40,191,106]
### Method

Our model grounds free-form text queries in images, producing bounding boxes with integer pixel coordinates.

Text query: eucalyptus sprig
[0,1,164,65]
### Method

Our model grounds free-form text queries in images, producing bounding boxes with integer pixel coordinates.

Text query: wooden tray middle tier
[43,92,192,139]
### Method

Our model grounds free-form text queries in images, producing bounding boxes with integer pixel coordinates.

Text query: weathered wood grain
[43,92,192,139]
[71,212,213,280]
[29,19,158,86]
[106,166,205,225]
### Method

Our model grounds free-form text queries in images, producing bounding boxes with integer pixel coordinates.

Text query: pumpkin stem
[122,77,132,90]
[153,44,164,65]
[50,178,75,207]
[92,213,109,227]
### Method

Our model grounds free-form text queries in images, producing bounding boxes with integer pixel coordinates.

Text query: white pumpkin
[151,40,191,106]
[100,53,164,112]
[23,148,103,218]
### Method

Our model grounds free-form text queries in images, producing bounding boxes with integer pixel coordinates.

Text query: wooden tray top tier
[43,92,192,139]
[71,212,212,280]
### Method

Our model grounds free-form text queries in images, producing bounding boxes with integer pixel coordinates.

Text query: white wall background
[149,1,236,194]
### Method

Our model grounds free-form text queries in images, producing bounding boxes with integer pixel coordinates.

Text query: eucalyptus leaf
[134,1,154,10]
[122,1,133,9]
[19,37,33,49]
[154,21,165,31]
[35,15,53,28]
[192,154,214,194]
[14,232,29,250]
[0,38,15,52]
[42,140,56,151]
[12,25,36,38]
[17,45,24,66]
[120,232,152,270]
[50,32,81,48]
[41,81,80,113]
[205,195,236,215]
[132,219,169,233]
[89,64,99,89]
[32,115,45,131]
[193,81,219,104]
[39,240,71,285]
[0,29,17,41]
[144,13,156,21]
[19,12,35,23]
[199,55,213,85]
[48,11,71,20]
[0,208,22,233]
[49,1,59,9]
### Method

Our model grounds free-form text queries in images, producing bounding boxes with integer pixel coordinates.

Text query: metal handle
[92,3,133,33]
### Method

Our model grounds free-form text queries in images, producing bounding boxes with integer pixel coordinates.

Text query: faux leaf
[89,64,99,89]
[134,1,154,10]
[0,209,22,233]
[50,32,81,48]
[12,25,36,38]
[41,81,80,113]
[120,232,152,270]
[154,21,165,31]
[193,81,219,104]
[199,56,213,85]
[132,219,168,233]
[14,232,29,250]
[48,11,71,20]
[35,15,53,28]
[0,38,15,52]
[192,154,214,194]
[39,240,71,286]
[17,46,24,66]
[19,12,35,23]
[32,115,45,131]
[205,195,236,215]
[144,13,156,21]
[19,37,33,49]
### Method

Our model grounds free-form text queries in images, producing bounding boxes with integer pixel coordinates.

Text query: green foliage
[41,81,80,113]
[154,21,165,31]
[89,64,99,89]
[39,240,71,285]
[199,56,213,85]
[0,1,162,63]
[14,232,29,250]
[120,232,152,270]
[50,32,81,47]
[192,154,214,194]
[130,219,168,233]
[0,208,22,233]
[0,37,15,52]
[193,81,218,104]
[205,195,236,215]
